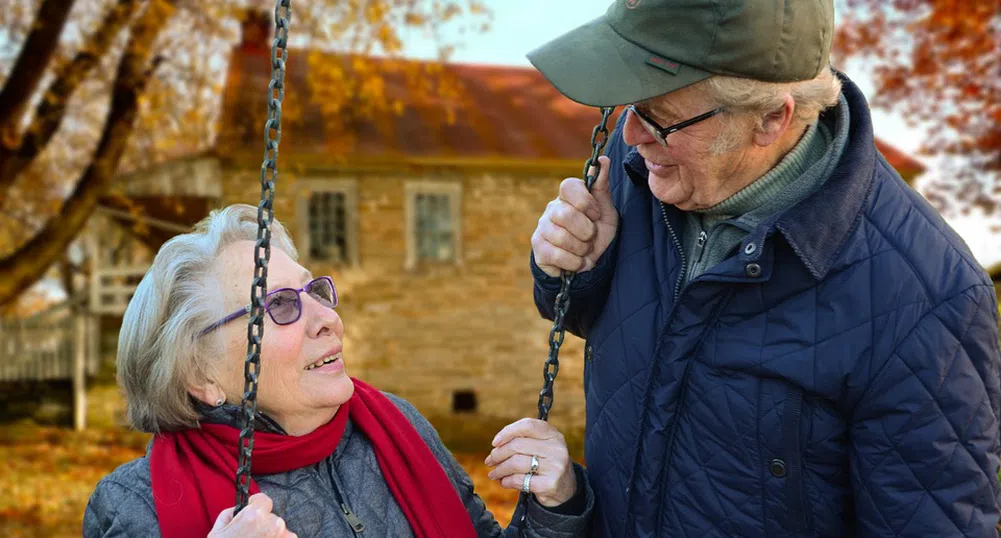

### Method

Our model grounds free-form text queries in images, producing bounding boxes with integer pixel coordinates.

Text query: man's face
[622,84,751,211]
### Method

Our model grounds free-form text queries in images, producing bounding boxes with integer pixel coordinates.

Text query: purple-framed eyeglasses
[627,104,725,147]
[199,276,338,336]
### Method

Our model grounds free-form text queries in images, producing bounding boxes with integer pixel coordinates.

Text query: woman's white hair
[699,66,843,154]
[117,204,297,433]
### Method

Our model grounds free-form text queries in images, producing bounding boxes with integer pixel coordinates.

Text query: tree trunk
[0,0,176,307]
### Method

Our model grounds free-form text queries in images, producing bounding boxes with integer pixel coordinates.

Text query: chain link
[235,0,291,515]
[518,106,614,530]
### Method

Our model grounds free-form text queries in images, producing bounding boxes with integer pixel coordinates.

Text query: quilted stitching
[532,74,1001,538]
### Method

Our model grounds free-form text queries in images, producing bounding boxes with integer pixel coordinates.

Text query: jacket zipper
[326,460,366,535]
[624,203,692,538]
[654,289,736,534]
[661,202,686,302]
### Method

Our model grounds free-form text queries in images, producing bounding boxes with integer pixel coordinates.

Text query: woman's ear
[188,381,225,407]
[752,93,796,147]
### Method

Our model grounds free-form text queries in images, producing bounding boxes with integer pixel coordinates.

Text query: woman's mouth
[305,352,343,372]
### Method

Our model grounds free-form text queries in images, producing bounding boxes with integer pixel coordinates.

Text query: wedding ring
[522,472,533,494]
[529,455,539,474]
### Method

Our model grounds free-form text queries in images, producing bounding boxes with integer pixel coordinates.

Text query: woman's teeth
[305,355,339,370]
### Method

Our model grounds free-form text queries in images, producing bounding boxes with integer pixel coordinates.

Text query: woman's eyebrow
[264,271,312,293]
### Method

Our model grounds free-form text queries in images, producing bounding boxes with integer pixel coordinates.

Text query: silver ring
[522,472,533,494]
[529,455,539,474]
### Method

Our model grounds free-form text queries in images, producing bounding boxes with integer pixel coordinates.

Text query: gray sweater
[83,393,593,537]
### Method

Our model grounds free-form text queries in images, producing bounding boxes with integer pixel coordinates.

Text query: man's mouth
[645,159,674,175]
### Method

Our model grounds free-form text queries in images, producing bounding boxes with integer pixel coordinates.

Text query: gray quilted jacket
[83,393,593,537]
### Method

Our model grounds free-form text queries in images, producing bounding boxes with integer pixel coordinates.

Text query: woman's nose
[622,109,656,147]
[302,294,342,338]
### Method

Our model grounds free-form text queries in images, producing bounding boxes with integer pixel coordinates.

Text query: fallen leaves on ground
[0,386,521,537]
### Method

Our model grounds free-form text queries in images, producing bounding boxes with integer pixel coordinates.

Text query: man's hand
[532,155,618,277]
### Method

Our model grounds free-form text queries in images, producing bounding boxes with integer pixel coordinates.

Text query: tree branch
[0,0,76,134]
[0,0,176,307]
[0,0,142,199]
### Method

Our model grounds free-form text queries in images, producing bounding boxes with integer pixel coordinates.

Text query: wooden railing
[90,265,149,315]
[0,301,100,430]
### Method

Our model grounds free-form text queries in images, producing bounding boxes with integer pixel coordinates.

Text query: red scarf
[150,378,477,538]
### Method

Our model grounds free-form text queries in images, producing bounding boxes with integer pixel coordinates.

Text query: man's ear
[752,93,796,147]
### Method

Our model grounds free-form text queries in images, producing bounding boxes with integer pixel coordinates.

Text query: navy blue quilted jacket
[532,74,1001,538]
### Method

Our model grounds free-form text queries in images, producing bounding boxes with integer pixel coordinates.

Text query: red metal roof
[217,47,924,175]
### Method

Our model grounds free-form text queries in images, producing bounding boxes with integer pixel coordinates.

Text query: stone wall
[221,166,588,448]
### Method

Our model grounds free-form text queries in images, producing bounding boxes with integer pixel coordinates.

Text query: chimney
[239,10,272,56]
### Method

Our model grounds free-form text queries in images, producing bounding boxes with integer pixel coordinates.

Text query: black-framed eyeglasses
[199,276,338,336]
[627,104,725,147]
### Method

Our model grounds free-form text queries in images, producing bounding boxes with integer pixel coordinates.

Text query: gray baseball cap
[527,0,834,106]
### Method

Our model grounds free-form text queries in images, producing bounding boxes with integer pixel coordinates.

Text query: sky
[400,0,1000,268]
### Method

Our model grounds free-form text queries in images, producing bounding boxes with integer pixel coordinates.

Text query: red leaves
[835,0,1000,216]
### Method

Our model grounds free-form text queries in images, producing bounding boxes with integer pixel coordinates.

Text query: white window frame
[297,179,359,267]
[404,181,462,270]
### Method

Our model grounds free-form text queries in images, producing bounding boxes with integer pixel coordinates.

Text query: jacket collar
[197,400,288,434]
[622,72,875,280]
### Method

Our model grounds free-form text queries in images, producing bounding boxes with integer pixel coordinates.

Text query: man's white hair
[699,66,843,154]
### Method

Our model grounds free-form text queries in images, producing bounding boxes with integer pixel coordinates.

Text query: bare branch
[0,0,143,198]
[0,0,76,134]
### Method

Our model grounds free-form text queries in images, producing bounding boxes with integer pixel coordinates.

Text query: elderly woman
[83,204,592,538]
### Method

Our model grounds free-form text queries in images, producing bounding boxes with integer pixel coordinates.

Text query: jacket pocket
[583,342,594,397]
[780,384,811,536]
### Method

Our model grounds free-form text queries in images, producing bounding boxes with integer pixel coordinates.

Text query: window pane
[308,191,348,262]
[415,192,455,261]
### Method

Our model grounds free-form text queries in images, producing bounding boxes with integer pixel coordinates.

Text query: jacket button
[769,458,787,478]
[745,263,762,277]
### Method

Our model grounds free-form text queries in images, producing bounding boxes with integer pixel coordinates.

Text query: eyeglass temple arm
[200,304,253,336]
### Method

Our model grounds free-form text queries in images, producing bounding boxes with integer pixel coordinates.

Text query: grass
[0,384,525,537]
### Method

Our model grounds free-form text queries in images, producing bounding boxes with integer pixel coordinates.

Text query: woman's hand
[484,418,577,507]
[209,493,297,538]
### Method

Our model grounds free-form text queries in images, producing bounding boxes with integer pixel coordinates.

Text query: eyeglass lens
[266,278,337,325]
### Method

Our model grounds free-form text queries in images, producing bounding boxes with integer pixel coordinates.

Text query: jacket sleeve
[83,478,161,538]
[850,285,1001,537]
[531,245,617,340]
[385,394,594,538]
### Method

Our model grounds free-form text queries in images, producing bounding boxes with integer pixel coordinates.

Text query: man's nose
[622,109,656,146]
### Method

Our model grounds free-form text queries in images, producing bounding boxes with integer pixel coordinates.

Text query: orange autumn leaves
[834,0,1000,215]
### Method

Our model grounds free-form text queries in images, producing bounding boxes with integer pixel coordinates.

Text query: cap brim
[527,17,713,107]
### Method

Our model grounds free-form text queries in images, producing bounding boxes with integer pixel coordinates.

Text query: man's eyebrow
[637,99,680,122]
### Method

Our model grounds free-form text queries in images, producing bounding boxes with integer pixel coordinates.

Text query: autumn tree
[834,0,1000,222]
[0,0,487,308]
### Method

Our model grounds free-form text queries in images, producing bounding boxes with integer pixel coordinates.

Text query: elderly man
[528,0,1001,537]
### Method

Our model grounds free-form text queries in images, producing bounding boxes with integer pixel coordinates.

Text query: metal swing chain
[235,0,291,514]
[535,105,614,423]
[518,105,614,528]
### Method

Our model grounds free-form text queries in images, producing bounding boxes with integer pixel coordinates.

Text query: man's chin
[647,170,684,205]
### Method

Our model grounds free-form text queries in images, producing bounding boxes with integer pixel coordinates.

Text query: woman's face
[209,240,354,431]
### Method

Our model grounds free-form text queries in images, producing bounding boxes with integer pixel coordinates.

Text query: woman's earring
[215,397,225,406]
